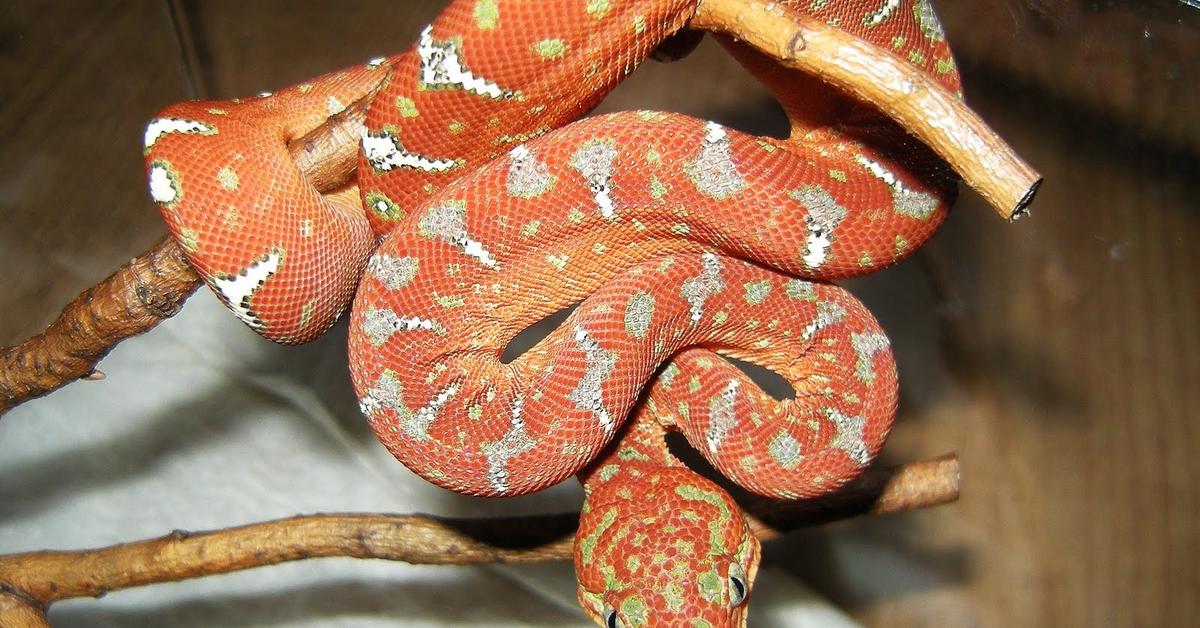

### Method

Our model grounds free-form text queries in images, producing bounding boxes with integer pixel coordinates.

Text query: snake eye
[604,605,621,628]
[728,563,749,607]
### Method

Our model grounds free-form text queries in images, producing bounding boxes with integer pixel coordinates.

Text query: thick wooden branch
[691,0,1042,220]
[0,236,201,414]
[0,455,958,616]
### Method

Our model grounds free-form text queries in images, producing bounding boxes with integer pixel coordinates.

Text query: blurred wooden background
[1,0,1197,625]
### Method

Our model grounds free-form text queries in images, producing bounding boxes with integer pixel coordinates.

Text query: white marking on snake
[419,201,497,268]
[768,430,804,469]
[361,308,439,345]
[144,118,215,151]
[791,186,848,269]
[801,301,847,341]
[417,25,515,99]
[828,408,869,465]
[211,251,281,329]
[863,0,901,27]
[482,396,536,494]
[684,121,746,199]
[148,163,179,205]
[569,139,619,219]
[326,96,345,116]
[851,332,890,383]
[681,253,725,324]
[403,382,460,439]
[914,0,948,41]
[362,130,458,173]
[506,144,556,198]
[568,325,618,433]
[358,370,408,419]
[366,254,419,290]
[855,154,939,220]
[706,379,741,453]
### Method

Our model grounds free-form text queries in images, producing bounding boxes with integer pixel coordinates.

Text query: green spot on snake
[662,582,686,612]
[435,293,464,309]
[586,0,610,19]
[532,38,569,60]
[394,96,419,118]
[580,507,619,564]
[473,0,498,29]
[217,166,238,191]
[299,300,316,328]
[675,484,734,555]
[597,464,619,482]
[649,177,667,201]
[743,280,771,305]
[364,192,404,221]
[632,14,646,34]
[784,279,817,301]
[697,570,723,603]
[621,595,649,627]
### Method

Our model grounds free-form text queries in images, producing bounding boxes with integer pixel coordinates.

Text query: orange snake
[145,1,963,624]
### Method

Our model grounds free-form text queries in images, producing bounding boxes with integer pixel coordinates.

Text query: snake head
[575,467,761,627]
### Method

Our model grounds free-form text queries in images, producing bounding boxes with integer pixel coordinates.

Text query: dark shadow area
[719,354,795,401]
[500,303,580,365]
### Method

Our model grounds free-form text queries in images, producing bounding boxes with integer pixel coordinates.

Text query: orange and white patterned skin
[145,1,961,625]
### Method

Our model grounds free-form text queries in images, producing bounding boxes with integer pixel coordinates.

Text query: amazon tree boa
[144,1,962,625]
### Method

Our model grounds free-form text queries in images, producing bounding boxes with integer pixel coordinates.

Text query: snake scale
[144,1,963,624]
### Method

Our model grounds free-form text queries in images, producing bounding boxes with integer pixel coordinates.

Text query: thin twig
[0,455,958,616]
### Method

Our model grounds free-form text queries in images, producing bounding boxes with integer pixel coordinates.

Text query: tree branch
[0,454,958,618]
[0,235,201,414]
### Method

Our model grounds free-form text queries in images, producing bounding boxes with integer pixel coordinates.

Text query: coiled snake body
[145,1,962,624]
